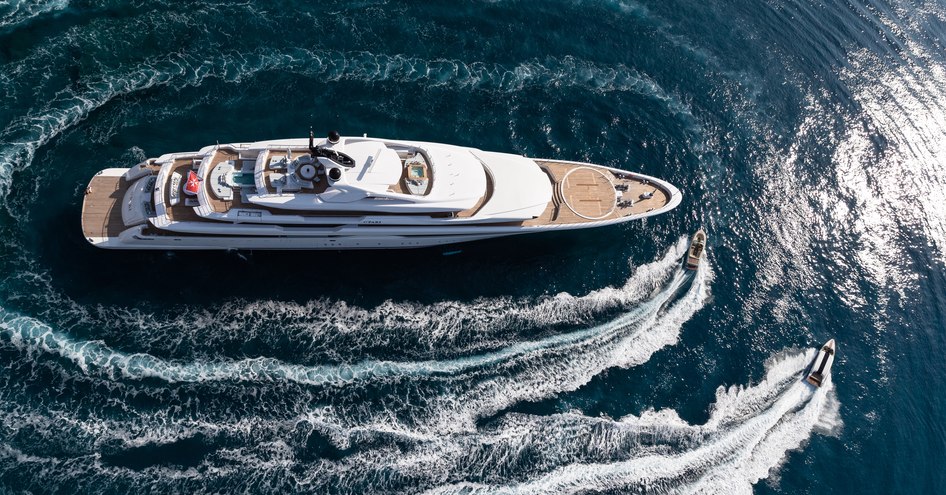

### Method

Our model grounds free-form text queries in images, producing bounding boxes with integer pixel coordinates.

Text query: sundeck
[81,132,682,250]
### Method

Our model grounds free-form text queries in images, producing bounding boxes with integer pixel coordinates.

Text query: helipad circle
[560,167,617,220]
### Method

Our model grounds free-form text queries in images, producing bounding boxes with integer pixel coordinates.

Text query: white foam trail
[1,305,665,389]
[0,239,716,484]
[0,240,687,387]
[0,0,68,31]
[0,349,840,495]
[0,48,684,201]
[413,262,711,433]
[76,239,686,361]
[0,239,710,435]
[419,349,840,495]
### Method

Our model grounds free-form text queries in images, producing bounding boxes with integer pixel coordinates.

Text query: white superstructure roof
[472,150,553,220]
[246,137,493,213]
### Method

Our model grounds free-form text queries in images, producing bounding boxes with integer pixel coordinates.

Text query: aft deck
[523,161,670,226]
[81,165,161,239]
[81,174,130,240]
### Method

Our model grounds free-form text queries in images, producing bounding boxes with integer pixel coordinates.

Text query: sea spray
[412,348,840,495]
[0,0,69,31]
[0,240,710,437]
[0,47,687,202]
[0,347,839,494]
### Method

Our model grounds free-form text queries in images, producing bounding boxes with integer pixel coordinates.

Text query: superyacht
[81,131,682,249]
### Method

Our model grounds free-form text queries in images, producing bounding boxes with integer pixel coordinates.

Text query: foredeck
[523,161,670,226]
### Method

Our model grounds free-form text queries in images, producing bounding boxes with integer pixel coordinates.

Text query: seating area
[269,155,288,170]
[169,172,182,206]
[403,154,431,195]
[162,160,204,222]
[209,161,235,200]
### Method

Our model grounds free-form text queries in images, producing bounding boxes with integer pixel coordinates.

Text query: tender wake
[0,347,839,495]
[0,239,710,435]
[415,349,840,495]
[53,238,687,362]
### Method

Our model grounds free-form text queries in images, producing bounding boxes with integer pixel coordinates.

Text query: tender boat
[805,339,836,387]
[685,228,706,270]
[81,131,681,250]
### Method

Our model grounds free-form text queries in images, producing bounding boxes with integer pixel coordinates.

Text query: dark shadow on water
[100,434,215,470]
[31,196,680,309]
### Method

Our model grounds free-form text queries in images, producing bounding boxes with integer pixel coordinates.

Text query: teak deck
[523,161,669,226]
[81,174,130,239]
[81,155,671,240]
[80,163,161,239]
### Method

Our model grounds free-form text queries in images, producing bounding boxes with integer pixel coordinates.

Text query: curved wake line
[0,307,656,388]
[62,238,687,361]
[0,240,696,391]
[0,347,836,494]
[0,47,688,201]
[405,261,710,433]
[0,239,716,484]
[418,349,840,495]
[0,238,713,439]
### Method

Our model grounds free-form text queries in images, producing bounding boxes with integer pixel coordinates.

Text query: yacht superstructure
[81,132,682,250]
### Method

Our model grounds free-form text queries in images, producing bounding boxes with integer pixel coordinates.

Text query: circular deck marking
[560,167,617,220]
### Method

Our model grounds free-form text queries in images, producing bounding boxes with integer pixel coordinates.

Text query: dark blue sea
[1,0,945,493]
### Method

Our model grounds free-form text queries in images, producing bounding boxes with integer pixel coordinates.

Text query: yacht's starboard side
[81,135,682,250]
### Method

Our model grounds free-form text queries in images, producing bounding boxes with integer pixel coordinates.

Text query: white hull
[82,137,682,250]
[89,225,520,250]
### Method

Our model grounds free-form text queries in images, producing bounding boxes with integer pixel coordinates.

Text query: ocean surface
[1,0,945,493]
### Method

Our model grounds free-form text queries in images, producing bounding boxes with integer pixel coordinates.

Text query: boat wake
[41,238,688,362]
[405,349,842,495]
[0,239,710,435]
[0,46,689,205]
[0,346,839,494]
[0,0,68,32]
